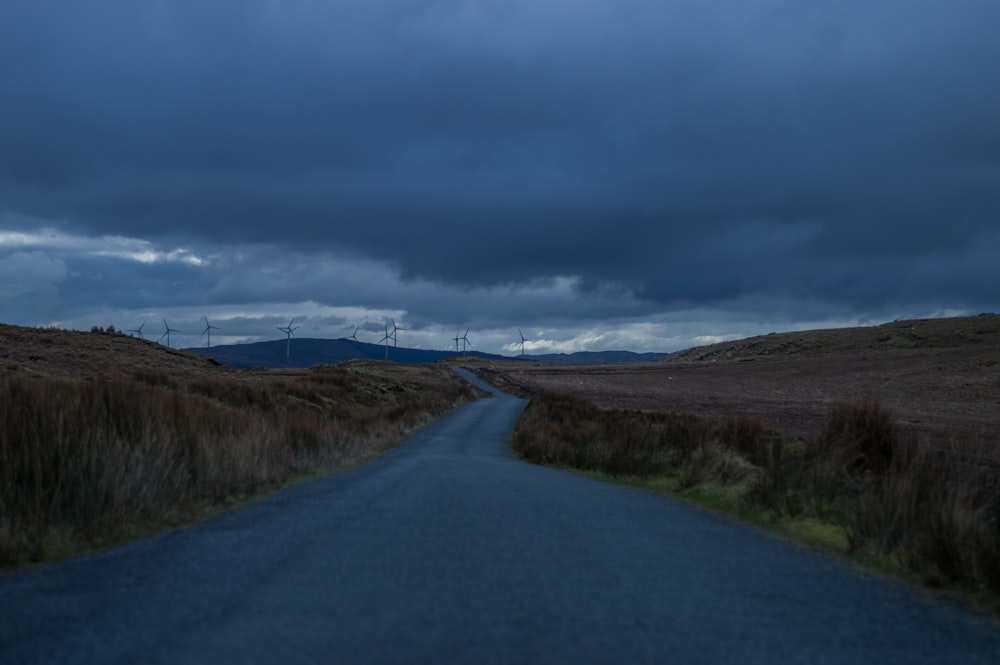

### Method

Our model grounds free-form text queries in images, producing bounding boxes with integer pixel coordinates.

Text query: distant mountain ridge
[524,350,669,364]
[185,338,669,368]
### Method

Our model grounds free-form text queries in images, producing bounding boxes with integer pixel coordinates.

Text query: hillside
[666,314,1000,362]
[1,323,231,380]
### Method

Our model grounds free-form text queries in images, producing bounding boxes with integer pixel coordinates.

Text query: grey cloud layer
[1,0,998,333]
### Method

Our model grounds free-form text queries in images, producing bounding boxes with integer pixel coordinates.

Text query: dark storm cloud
[1,0,998,331]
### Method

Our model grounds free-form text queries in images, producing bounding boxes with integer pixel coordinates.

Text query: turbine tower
[277,318,299,359]
[201,316,220,348]
[377,324,392,359]
[459,328,471,353]
[127,320,146,339]
[517,329,532,357]
[159,319,180,348]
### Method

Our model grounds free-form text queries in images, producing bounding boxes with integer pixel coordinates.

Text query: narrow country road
[2,369,998,664]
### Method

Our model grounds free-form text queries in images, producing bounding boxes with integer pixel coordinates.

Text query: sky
[1,1,998,356]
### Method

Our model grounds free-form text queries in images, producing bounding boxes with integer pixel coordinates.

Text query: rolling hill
[183,338,504,368]
[184,338,668,368]
[665,313,1000,363]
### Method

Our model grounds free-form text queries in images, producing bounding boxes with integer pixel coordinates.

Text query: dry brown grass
[512,391,759,483]
[0,325,476,567]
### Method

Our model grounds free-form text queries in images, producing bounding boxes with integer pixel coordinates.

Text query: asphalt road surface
[2,369,999,664]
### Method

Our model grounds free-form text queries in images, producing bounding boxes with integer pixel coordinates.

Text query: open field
[469,314,1000,446]
[1,324,478,567]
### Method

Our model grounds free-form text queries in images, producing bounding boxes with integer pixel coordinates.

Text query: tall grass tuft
[817,398,898,478]
[846,443,1000,589]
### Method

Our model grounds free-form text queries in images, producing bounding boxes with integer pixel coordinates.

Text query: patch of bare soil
[468,314,1000,446]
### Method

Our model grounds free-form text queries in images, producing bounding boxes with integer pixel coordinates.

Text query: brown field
[468,314,1000,446]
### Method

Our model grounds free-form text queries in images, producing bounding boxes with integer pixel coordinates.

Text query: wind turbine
[159,319,181,348]
[517,329,532,357]
[348,326,360,342]
[389,319,405,347]
[377,324,392,358]
[127,320,146,339]
[201,316,220,348]
[453,331,461,352]
[459,328,472,353]
[277,318,299,359]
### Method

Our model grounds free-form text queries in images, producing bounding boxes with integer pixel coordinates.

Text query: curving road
[2,369,999,663]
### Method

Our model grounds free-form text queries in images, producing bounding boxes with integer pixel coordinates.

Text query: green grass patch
[572,468,848,554]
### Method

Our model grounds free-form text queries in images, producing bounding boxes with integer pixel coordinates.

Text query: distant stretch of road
[2,369,998,663]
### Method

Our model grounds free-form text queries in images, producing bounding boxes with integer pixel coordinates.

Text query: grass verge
[1,361,475,569]
[512,390,1000,613]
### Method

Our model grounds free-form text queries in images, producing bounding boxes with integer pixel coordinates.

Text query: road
[2,369,998,663]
